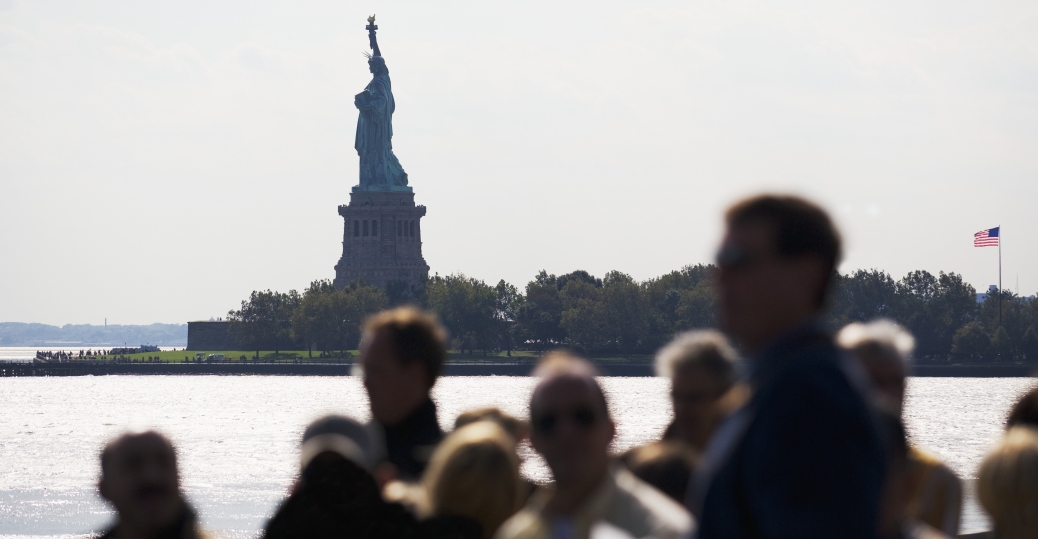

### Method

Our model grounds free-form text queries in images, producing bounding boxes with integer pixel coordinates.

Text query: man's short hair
[725,194,842,303]
[100,430,176,477]
[837,319,915,367]
[1006,386,1038,430]
[655,330,738,393]
[363,306,448,385]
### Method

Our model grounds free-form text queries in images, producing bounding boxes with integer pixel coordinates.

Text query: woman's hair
[977,426,1038,539]
[453,407,529,444]
[655,330,738,392]
[422,421,523,539]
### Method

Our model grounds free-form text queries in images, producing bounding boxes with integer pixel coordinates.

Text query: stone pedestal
[333,191,429,292]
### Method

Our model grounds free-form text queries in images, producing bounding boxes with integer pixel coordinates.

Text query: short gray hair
[655,330,738,391]
[836,319,914,365]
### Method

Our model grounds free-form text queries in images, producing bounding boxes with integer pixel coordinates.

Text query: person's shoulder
[613,467,694,537]
[492,506,546,539]
[906,520,952,539]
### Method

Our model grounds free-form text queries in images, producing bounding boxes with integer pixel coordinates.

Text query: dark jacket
[693,323,886,539]
[378,398,444,480]
[264,457,421,539]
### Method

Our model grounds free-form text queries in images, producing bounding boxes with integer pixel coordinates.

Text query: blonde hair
[837,319,915,365]
[422,421,523,539]
[655,330,738,391]
[977,427,1038,539]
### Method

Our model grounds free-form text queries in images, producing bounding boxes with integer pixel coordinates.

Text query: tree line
[226,266,1038,359]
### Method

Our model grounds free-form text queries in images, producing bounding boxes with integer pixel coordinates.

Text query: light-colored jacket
[495,465,693,539]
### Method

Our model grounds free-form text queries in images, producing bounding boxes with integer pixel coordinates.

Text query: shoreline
[2,362,1036,378]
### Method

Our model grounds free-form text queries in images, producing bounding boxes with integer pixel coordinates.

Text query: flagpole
[999,224,1002,327]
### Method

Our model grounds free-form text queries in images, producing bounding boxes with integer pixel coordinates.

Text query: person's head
[98,431,185,534]
[716,194,841,352]
[423,422,523,539]
[657,330,738,448]
[300,414,376,473]
[529,352,615,487]
[837,320,914,414]
[875,408,911,539]
[977,427,1038,539]
[1006,386,1038,430]
[454,407,530,446]
[619,442,698,504]
[368,55,388,75]
[360,307,448,425]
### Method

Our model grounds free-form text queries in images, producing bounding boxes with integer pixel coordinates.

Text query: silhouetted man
[97,431,205,539]
[690,195,886,538]
[497,353,692,539]
[360,306,447,481]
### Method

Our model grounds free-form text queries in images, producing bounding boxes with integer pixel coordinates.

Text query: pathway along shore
[2,362,1036,377]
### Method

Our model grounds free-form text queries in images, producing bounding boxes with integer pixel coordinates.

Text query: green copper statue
[354,15,410,192]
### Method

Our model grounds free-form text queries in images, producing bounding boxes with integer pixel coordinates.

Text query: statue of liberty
[353,15,410,192]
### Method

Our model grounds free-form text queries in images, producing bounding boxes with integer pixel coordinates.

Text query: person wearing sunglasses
[496,353,693,539]
[690,195,887,539]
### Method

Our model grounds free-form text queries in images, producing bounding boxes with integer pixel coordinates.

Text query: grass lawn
[111,350,355,363]
[99,349,652,364]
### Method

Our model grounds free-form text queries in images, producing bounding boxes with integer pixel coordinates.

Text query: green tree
[828,269,898,325]
[990,326,1012,355]
[228,289,300,356]
[951,322,991,355]
[516,271,566,350]
[600,271,650,354]
[426,274,498,354]
[895,271,976,355]
[495,280,523,355]
[292,280,337,358]
[559,278,607,353]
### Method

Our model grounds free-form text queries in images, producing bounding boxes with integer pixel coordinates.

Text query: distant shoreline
[2,362,1035,378]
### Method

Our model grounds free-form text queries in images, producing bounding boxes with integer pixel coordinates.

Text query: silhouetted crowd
[93,195,1038,539]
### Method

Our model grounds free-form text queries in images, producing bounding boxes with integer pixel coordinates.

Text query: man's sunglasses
[532,407,599,434]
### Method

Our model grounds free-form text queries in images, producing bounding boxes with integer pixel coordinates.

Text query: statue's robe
[355,68,408,189]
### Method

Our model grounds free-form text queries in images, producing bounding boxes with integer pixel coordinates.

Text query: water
[0,375,1032,538]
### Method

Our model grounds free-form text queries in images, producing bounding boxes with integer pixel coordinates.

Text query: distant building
[976,285,998,304]
[187,321,237,350]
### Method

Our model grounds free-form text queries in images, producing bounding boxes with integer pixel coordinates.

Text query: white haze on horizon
[1,0,1036,325]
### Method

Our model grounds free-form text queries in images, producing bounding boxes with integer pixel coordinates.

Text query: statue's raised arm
[366,15,381,57]
[353,15,409,192]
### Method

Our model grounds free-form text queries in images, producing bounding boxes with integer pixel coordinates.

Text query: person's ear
[607,419,616,441]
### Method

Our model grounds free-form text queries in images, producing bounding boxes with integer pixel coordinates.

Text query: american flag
[974,227,999,247]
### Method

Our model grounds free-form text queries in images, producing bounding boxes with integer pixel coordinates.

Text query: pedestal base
[333,191,429,293]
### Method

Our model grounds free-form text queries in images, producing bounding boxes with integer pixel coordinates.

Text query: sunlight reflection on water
[0,375,1032,537]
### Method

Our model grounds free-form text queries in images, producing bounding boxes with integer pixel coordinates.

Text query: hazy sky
[2,0,1036,326]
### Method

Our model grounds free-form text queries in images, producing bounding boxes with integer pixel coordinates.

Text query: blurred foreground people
[656,330,741,452]
[496,353,692,539]
[263,414,419,539]
[619,441,698,504]
[361,306,448,480]
[875,411,951,539]
[692,195,886,538]
[455,407,530,444]
[97,430,208,539]
[977,426,1038,539]
[839,320,963,536]
[1005,384,1038,430]
[422,421,524,539]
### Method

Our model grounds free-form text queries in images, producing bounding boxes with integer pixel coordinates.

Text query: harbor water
[1,374,1033,537]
